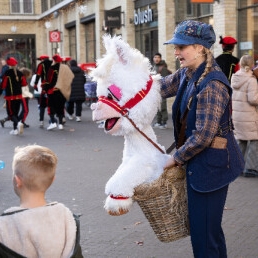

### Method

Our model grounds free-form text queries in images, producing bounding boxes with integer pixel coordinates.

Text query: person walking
[44,54,73,131]
[0,57,28,135]
[231,55,258,177]
[215,36,239,82]
[161,20,244,258]
[18,67,33,128]
[34,55,52,128]
[152,52,171,129]
[66,59,86,122]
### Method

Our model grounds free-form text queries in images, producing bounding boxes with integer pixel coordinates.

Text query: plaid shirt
[161,68,230,164]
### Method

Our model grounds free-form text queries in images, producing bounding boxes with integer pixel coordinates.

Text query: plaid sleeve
[174,80,230,164]
[160,69,181,98]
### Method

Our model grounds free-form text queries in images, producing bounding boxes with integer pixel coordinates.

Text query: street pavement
[0,97,257,258]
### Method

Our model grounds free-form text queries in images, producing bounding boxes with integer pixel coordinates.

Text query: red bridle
[98,77,153,116]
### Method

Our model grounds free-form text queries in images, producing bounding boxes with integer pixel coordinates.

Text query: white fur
[91,35,170,215]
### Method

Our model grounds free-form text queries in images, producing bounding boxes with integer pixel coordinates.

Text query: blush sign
[49,31,61,42]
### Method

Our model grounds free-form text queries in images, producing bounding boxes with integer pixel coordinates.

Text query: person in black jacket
[34,55,52,128]
[66,59,86,122]
[215,36,239,82]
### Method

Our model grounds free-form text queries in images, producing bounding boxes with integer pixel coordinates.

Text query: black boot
[0,117,8,128]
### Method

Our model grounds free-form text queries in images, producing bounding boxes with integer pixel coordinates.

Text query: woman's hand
[164,156,177,169]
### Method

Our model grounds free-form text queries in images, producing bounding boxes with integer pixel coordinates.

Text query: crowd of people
[0,54,88,135]
[0,19,258,257]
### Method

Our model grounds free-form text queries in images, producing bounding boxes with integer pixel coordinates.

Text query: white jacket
[0,202,76,258]
[231,68,258,140]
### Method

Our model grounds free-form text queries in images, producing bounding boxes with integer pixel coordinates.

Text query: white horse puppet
[91,35,170,216]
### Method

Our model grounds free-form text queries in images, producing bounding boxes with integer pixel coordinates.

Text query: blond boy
[0,145,82,257]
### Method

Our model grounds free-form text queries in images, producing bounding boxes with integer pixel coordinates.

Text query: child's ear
[13,175,22,188]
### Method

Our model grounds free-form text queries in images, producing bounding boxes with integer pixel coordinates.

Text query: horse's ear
[116,46,127,65]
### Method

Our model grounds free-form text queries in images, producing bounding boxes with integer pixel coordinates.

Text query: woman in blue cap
[161,20,244,258]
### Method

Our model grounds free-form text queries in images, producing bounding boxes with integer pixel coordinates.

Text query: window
[50,0,63,8]
[200,4,213,16]
[85,22,96,62]
[11,0,33,14]
[68,27,76,59]
[41,0,48,12]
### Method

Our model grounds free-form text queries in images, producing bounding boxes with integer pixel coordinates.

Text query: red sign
[191,0,214,2]
[49,31,61,42]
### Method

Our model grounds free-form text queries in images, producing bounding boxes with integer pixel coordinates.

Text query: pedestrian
[18,67,33,128]
[215,36,239,82]
[0,57,28,135]
[161,20,244,258]
[0,58,10,126]
[0,144,83,257]
[34,55,52,128]
[66,59,86,122]
[44,54,73,130]
[231,54,258,177]
[152,52,171,129]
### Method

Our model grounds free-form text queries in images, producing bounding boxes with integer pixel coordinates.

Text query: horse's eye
[107,93,114,100]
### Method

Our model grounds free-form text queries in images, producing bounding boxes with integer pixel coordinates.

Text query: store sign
[191,0,214,2]
[134,5,153,26]
[49,31,61,42]
[240,41,253,50]
[105,11,121,28]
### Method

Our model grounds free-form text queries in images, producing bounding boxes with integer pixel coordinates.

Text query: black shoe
[0,119,5,128]
[22,122,30,128]
[243,170,258,177]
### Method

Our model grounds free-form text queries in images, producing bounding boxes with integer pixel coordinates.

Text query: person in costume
[161,20,244,257]
[0,144,83,257]
[34,55,52,128]
[215,36,239,82]
[44,54,66,130]
[0,57,28,135]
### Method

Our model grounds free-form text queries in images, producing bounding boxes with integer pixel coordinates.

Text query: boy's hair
[12,145,58,192]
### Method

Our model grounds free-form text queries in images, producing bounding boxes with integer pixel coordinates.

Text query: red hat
[62,56,72,62]
[37,55,49,60]
[219,36,237,45]
[6,57,18,66]
[80,62,96,71]
[52,54,63,63]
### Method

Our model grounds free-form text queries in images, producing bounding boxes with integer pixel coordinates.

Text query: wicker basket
[133,166,189,242]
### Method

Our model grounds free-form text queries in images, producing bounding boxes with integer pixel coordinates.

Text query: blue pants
[187,181,228,258]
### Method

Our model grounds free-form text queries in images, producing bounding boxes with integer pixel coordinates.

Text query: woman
[231,55,258,177]
[0,57,27,135]
[161,20,244,258]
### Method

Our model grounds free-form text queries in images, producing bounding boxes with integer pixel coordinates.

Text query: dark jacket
[0,69,27,100]
[69,66,86,102]
[153,60,172,77]
[215,52,239,82]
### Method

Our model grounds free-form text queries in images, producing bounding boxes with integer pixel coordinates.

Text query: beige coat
[231,68,258,140]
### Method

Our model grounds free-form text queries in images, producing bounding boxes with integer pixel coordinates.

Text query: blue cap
[164,20,216,49]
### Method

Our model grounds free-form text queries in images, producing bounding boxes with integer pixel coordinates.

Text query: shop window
[11,0,33,14]
[0,35,36,70]
[68,27,77,59]
[85,22,96,63]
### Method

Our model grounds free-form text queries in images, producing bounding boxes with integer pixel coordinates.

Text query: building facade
[0,0,257,73]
